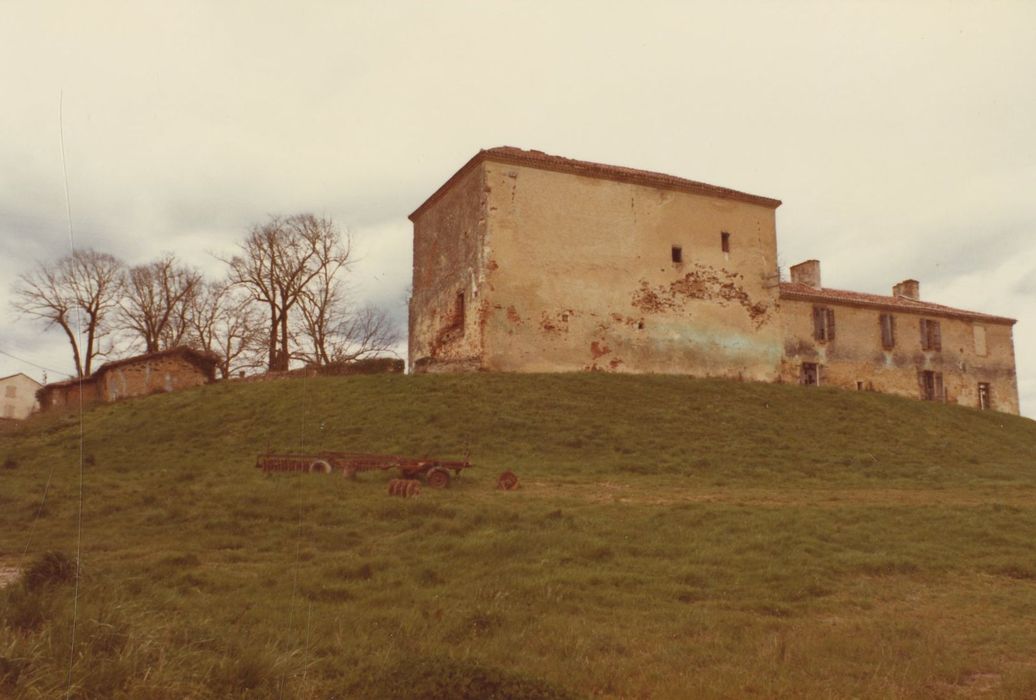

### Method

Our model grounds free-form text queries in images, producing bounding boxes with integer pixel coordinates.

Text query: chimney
[893,279,920,300]
[789,259,822,288]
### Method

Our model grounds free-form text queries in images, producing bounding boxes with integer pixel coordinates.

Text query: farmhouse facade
[408,147,1020,414]
[0,372,42,420]
[38,347,219,411]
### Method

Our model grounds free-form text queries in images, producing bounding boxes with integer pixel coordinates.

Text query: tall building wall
[409,163,489,372]
[477,161,784,378]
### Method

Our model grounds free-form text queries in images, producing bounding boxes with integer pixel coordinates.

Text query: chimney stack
[790,260,822,288]
[893,279,920,300]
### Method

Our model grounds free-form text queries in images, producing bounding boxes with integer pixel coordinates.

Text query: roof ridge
[779,281,1015,324]
[410,147,781,221]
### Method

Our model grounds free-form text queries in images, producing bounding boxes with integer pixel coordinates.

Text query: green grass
[1,373,1035,698]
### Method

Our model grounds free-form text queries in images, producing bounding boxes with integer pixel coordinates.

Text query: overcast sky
[1,1,1034,416]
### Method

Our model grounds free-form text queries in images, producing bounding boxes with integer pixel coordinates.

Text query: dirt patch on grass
[0,562,21,588]
[520,480,1036,510]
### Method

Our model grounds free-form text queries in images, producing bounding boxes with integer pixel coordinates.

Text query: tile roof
[409,146,782,221]
[779,282,1016,325]
[40,347,220,390]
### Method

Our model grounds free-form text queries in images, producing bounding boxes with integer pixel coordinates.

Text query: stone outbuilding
[37,347,219,411]
[408,147,1020,414]
[0,372,43,420]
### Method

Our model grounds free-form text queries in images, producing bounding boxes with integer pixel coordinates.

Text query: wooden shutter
[918,370,927,400]
[826,309,836,340]
[813,307,824,340]
[934,372,944,402]
[880,314,896,349]
[920,319,928,350]
[932,321,942,351]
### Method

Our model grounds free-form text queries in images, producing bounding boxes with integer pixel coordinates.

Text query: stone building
[38,347,219,411]
[408,147,1020,414]
[0,372,42,420]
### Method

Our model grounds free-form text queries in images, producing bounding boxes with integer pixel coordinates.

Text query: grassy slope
[1,373,1035,699]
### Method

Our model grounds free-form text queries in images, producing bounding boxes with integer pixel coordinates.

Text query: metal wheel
[308,460,333,474]
[497,470,519,491]
[426,467,450,489]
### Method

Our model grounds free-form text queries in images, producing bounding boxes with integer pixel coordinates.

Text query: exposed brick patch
[632,265,771,327]
[590,341,611,359]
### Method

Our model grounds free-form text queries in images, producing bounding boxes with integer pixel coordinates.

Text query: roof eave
[409,148,782,222]
[779,289,1016,325]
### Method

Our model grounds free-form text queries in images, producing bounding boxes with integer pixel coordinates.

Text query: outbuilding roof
[779,282,1016,325]
[40,347,220,390]
[409,146,782,221]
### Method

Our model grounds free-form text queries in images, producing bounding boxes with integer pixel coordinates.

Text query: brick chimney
[892,279,920,300]
[790,260,822,288]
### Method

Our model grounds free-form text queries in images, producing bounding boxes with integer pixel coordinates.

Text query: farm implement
[255,451,471,488]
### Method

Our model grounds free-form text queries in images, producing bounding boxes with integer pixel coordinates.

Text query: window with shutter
[920,318,941,351]
[813,306,834,342]
[880,314,895,349]
[919,370,943,401]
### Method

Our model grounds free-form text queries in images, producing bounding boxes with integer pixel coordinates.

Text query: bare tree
[12,249,124,377]
[120,253,202,353]
[186,280,265,379]
[225,214,350,371]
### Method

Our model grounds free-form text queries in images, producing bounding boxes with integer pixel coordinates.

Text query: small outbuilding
[0,372,43,420]
[38,347,219,411]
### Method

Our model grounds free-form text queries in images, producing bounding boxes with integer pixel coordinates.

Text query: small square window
[721,232,730,253]
[801,362,819,386]
[671,245,682,263]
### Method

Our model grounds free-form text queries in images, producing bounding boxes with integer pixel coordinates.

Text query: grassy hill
[1,373,1035,698]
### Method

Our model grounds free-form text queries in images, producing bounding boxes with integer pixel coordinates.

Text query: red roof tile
[779,282,1016,325]
[409,147,782,221]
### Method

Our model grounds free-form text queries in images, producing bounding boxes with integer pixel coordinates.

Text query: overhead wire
[58,88,87,699]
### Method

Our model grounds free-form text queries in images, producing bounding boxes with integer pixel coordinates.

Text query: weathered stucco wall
[99,355,211,401]
[780,298,1020,414]
[0,374,41,419]
[409,163,488,372]
[477,161,783,378]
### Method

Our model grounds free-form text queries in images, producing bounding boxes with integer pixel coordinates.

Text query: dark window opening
[637,321,644,330]
[721,232,731,253]
[813,306,836,342]
[978,382,991,410]
[455,291,465,330]
[671,245,682,263]
[856,381,864,391]
[801,362,819,386]
[880,313,896,349]
[920,318,942,351]
[920,370,943,401]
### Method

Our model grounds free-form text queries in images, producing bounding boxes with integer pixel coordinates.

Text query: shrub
[23,551,76,590]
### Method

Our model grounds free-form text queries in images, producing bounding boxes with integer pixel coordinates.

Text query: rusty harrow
[255,451,471,488]
[387,479,421,498]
